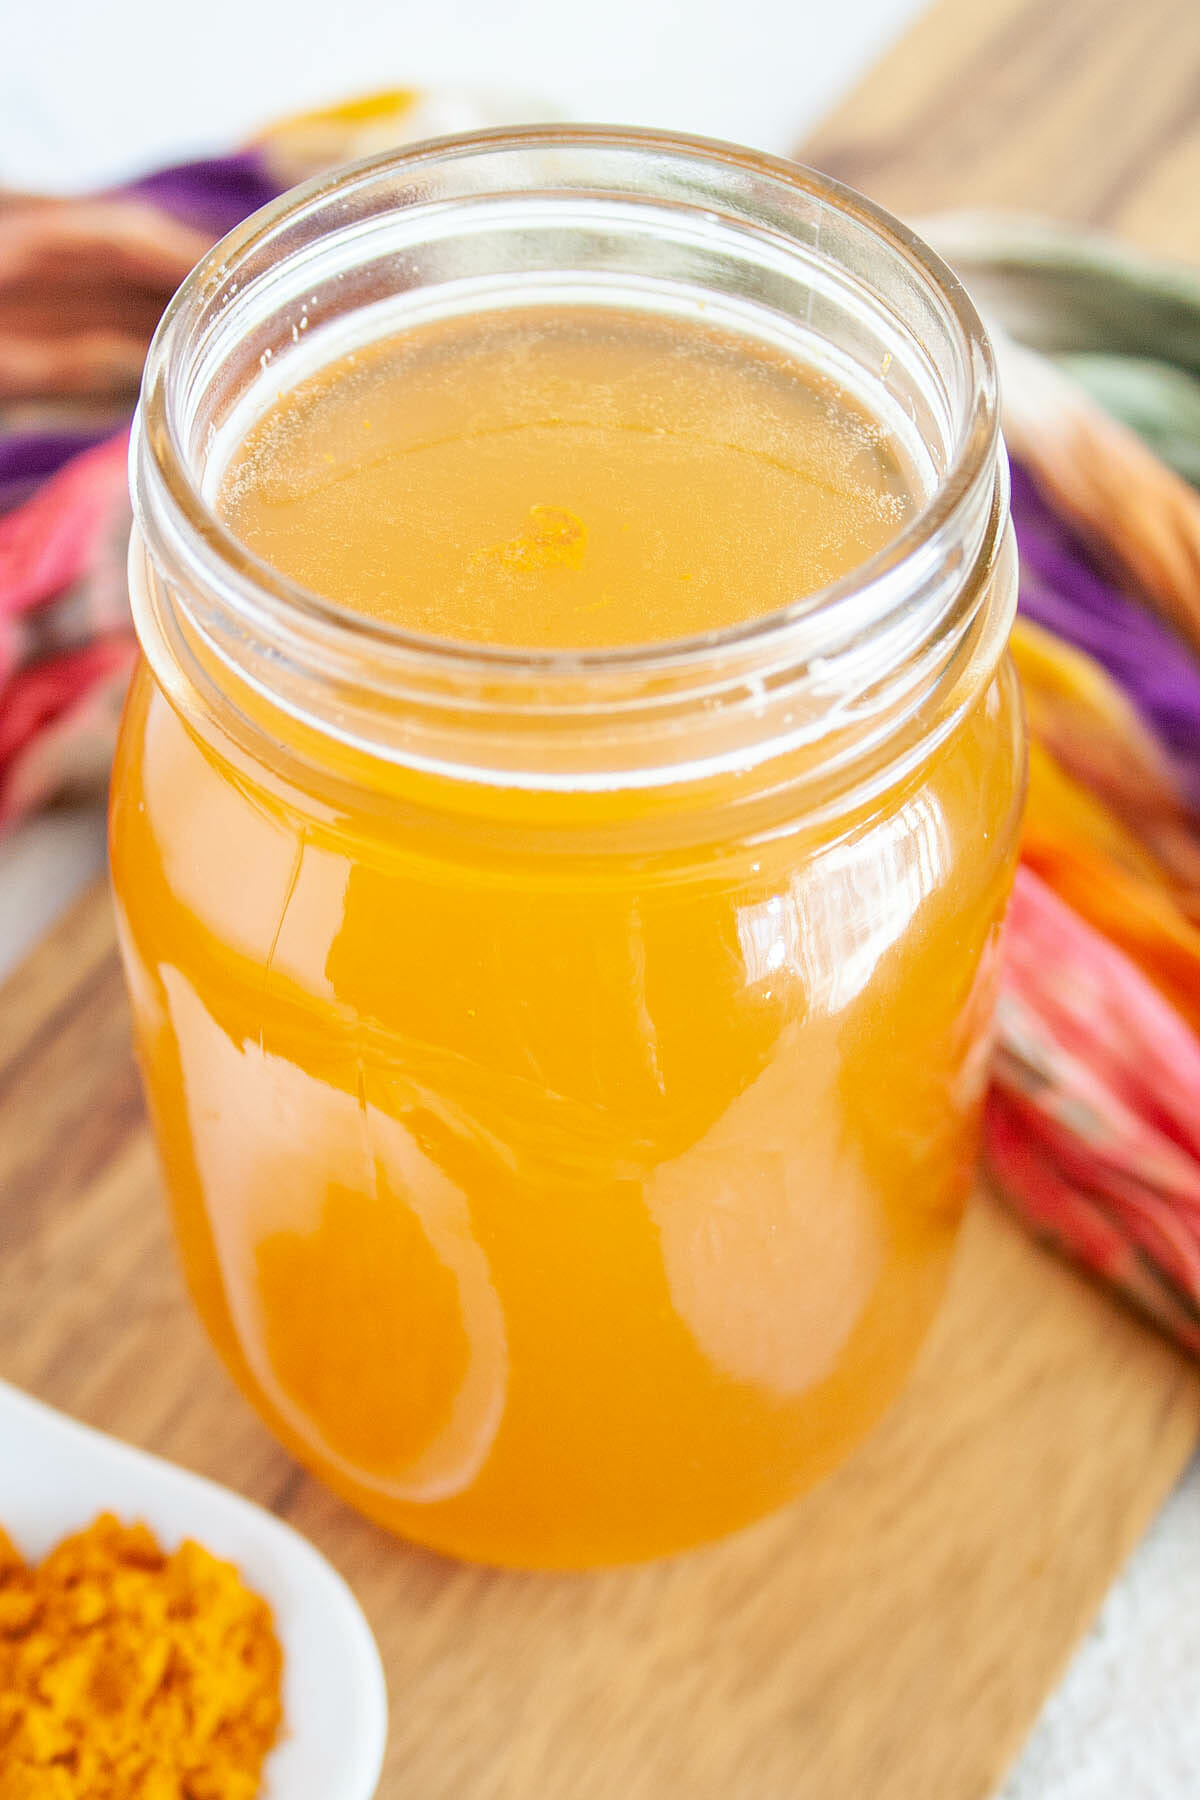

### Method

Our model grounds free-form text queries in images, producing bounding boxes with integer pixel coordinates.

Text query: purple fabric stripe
[0,428,119,517]
[0,430,115,485]
[118,150,282,237]
[1011,460,1200,806]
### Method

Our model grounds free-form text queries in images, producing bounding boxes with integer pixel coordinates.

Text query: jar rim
[134,123,999,685]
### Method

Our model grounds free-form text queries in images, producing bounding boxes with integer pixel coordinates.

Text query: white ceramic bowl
[0,1379,387,1799]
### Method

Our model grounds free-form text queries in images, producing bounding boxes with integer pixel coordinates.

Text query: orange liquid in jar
[219,309,914,647]
[111,305,1022,1566]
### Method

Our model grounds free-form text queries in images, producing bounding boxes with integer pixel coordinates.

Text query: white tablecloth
[2,3,1196,1790]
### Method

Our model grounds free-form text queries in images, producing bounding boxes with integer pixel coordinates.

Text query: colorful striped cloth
[915,214,1200,1350]
[3,110,1200,1352]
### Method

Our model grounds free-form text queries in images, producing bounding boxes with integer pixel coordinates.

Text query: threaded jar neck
[131,126,1011,802]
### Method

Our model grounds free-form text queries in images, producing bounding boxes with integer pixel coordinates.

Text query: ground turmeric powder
[0,1514,283,1798]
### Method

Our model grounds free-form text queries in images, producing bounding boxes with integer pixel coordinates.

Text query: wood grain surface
[4,2,1200,1795]
[805,0,1200,259]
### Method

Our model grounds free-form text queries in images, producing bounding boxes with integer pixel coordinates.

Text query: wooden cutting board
[4,2,1200,1794]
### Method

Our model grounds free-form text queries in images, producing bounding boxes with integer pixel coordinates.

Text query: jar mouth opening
[135,123,999,685]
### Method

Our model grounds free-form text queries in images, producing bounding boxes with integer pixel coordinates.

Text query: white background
[2,0,917,191]
[2,1,1198,1793]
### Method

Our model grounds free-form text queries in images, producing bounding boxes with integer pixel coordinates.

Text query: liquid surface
[220,308,917,648]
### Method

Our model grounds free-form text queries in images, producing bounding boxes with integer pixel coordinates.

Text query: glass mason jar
[110,128,1024,1569]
